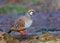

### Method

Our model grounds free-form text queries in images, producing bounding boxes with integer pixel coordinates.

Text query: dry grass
[0,32,60,43]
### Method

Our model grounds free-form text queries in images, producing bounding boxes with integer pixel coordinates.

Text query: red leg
[19,31,26,35]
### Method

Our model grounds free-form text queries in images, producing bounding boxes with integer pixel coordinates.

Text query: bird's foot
[19,31,26,36]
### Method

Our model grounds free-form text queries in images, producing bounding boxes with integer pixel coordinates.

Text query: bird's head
[28,9,36,16]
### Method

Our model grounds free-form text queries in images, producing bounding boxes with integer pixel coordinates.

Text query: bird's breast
[19,16,33,28]
[24,20,33,28]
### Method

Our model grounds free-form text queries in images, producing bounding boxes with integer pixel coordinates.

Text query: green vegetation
[0,6,7,13]
[32,0,40,2]
[0,4,27,14]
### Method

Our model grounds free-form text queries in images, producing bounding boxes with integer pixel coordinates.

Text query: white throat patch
[30,12,33,15]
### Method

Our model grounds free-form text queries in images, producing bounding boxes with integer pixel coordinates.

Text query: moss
[0,4,27,14]
[32,0,40,2]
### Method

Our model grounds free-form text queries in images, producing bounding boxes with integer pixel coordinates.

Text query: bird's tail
[8,30,12,33]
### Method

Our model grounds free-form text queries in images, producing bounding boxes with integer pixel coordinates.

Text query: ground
[0,32,60,43]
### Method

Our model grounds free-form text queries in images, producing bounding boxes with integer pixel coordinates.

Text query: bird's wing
[14,18,25,30]
[13,16,32,30]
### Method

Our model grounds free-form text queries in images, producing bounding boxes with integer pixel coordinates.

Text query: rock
[0,32,7,43]
[3,33,20,43]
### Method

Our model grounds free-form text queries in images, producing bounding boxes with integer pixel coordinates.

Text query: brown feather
[14,19,25,28]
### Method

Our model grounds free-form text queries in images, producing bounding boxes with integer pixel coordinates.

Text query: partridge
[9,9,36,35]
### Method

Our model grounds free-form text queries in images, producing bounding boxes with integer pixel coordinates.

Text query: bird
[8,9,36,35]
